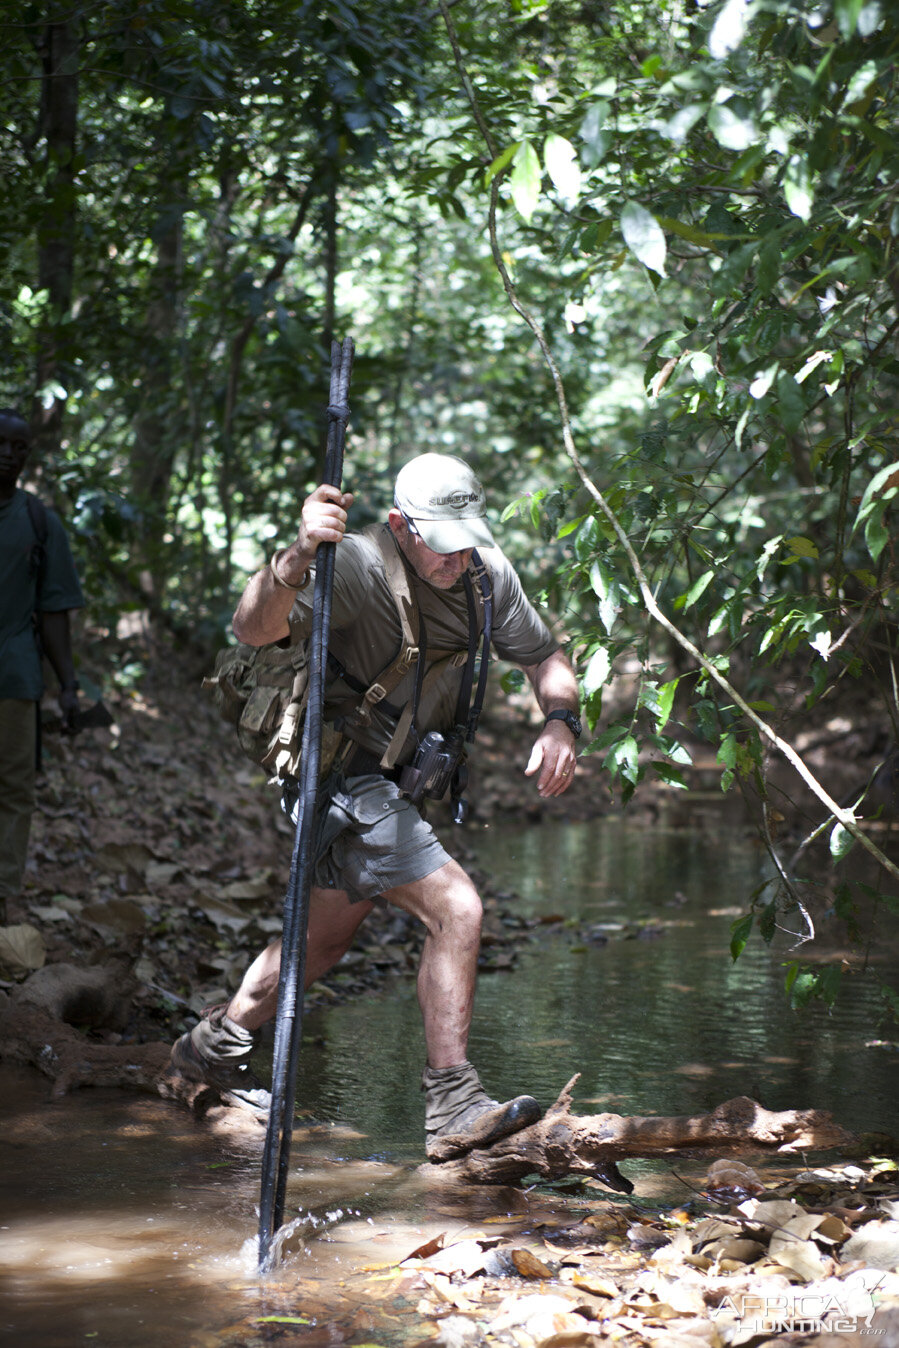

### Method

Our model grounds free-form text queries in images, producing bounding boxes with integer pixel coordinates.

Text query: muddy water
[2,815,897,1346]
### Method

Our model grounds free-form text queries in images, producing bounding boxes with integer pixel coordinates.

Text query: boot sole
[426,1095,542,1162]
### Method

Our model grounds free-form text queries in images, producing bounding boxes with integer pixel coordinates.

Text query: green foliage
[784,962,843,1011]
[730,912,754,962]
[420,3,899,1025]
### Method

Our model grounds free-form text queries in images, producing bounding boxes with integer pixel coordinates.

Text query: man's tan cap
[394,453,495,554]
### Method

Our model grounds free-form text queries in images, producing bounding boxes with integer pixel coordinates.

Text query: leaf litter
[370,1157,899,1348]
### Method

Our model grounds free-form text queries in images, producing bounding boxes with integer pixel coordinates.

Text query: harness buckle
[364,682,387,706]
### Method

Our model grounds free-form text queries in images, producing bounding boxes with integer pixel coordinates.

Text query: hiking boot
[168,1004,271,1117]
[423,1060,541,1162]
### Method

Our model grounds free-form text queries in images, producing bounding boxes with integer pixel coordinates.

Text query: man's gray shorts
[283,773,450,905]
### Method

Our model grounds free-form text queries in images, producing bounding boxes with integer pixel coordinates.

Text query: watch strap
[544,708,582,739]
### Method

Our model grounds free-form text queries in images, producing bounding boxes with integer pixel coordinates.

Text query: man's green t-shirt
[286,524,559,763]
[0,488,85,700]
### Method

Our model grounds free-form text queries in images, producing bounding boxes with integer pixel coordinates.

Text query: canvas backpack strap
[381,552,492,771]
[347,524,421,726]
[379,644,471,770]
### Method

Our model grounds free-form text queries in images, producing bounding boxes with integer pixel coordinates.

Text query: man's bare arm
[232,485,353,647]
[520,648,580,798]
[38,609,80,728]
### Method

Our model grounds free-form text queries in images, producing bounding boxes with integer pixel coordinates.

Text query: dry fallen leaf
[95,840,156,874]
[628,1224,672,1251]
[643,1234,687,1269]
[737,1198,807,1231]
[692,1217,741,1247]
[512,1249,556,1280]
[403,1231,446,1262]
[535,1332,604,1348]
[814,1213,852,1245]
[190,892,253,932]
[704,1237,767,1266]
[220,874,272,900]
[842,1219,899,1270]
[568,1271,619,1299]
[767,1235,829,1282]
[0,923,46,977]
[145,860,182,887]
[705,1159,765,1200]
[419,1270,478,1313]
[79,897,148,935]
[418,1238,491,1279]
[582,1211,630,1239]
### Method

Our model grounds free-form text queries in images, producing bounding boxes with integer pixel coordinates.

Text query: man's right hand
[232,484,354,646]
[269,485,354,589]
[296,484,354,558]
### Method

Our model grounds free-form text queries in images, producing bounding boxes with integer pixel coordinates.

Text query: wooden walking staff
[258,336,355,1272]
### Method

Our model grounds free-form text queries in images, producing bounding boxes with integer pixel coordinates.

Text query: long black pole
[258,336,354,1272]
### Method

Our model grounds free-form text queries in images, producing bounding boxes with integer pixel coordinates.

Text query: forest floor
[2,636,899,1347]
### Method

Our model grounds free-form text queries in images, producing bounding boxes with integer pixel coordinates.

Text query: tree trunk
[129,99,190,599]
[34,16,79,465]
[131,218,182,568]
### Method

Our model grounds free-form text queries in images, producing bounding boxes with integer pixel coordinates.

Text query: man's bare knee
[386,860,483,941]
[442,881,482,940]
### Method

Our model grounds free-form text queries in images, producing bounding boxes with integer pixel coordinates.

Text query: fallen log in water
[422,1076,854,1187]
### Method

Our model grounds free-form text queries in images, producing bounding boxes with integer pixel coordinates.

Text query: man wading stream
[167,453,581,1161]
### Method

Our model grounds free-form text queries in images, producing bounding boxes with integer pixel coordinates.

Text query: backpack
[203,637,324,780]
[203,525,446,781]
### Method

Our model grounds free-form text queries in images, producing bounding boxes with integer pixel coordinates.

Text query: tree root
[0,962,170,1098]
[0,963,263,1137]
[422,1075,854,1186]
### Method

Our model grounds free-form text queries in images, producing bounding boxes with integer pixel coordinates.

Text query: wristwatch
[544,709,582,739]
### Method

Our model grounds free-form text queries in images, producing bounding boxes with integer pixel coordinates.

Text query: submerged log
[423,1076,854,1187]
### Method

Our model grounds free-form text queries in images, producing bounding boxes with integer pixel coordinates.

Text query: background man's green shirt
[0,488,85,700]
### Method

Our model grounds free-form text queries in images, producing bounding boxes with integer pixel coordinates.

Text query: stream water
[2,813,897,1347]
